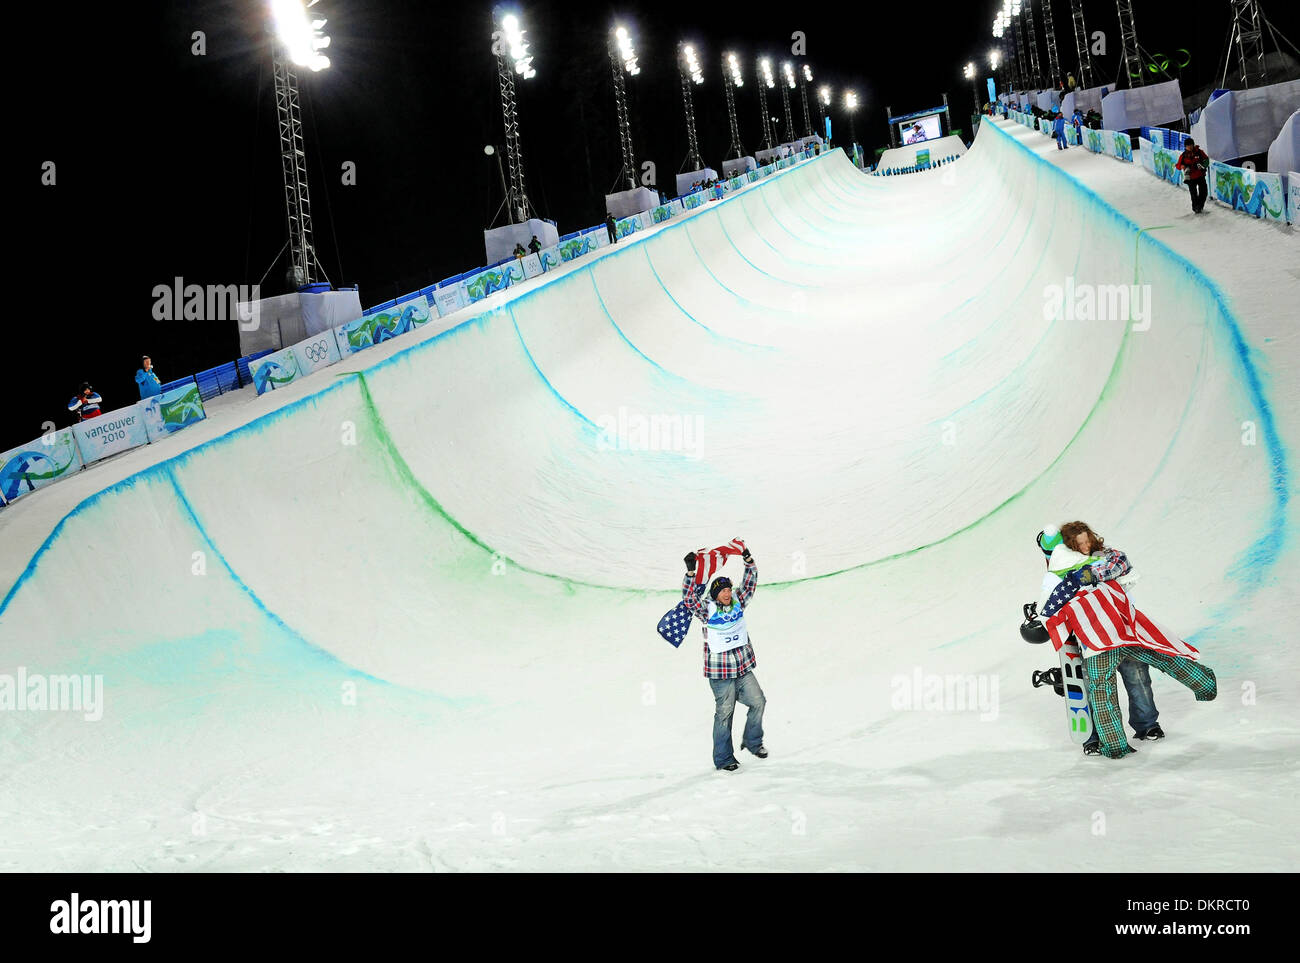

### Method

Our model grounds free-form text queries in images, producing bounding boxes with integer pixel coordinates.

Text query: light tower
[1116,0,1144,87]
[780,62,796,142]
[1013,2,1031,89]
[844,90,859,149]
[989,48,1002,99]
[1023,0,1043,89]
[1069,0,1096,89]
[964,61,979,113]
[1040,0,1062,89]
[799,64,815,137]
[678,43,705,172]
[722,52,746,160]
[817,84,831,139]
[757,57,775,150]
[269,0,331,289]
[1231,0,1268,88]
[492,8,538,224]
[608,25,641,190]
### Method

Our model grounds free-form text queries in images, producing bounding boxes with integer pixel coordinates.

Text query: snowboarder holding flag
[673,540,766,771]
[1032,526,1164,755]
[1038,522,1217,760]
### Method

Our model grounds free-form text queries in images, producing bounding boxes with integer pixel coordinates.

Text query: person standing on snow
[682,545,766,771]
[1033,526,1163,755]
[1174,137,1210,214]
[1039,521,1216,759]
[1053,112,1068,150]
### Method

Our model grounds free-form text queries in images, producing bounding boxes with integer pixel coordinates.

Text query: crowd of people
[874,154,962,176]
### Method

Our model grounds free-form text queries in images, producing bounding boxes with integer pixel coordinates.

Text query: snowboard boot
[742,745,768,758]
[1134,725,1165,740]
[1083,742,1101,756]
[718,761,740,771]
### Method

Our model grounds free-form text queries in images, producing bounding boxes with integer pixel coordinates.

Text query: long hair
[1059,521,1105,555]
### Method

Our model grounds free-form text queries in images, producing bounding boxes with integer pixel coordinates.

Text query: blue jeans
[1084,656,1159,745]
[709,672,766,768]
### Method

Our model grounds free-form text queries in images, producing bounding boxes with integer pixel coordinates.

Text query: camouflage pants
[1085,647,1217,759]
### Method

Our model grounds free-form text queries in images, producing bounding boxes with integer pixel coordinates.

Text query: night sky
[10,0,1298,451]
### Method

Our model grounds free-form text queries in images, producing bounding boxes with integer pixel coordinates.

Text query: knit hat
[1036,525,1063,558]
[709,576,732,600]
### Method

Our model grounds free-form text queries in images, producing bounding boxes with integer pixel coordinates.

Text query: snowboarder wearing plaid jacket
[1040,522,1217,760]
[683,546,766,771]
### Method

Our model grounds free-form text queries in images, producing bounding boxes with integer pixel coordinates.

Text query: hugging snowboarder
[1026,522,1217,760]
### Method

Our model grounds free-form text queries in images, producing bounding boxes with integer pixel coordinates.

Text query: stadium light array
[271,0,331,71]
[727,51,744,86]
[614,25,639,75]
[682,44,704,84]
[499,11,535,79]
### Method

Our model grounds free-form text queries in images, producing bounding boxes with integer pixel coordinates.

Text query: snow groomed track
[1,119,1296,871]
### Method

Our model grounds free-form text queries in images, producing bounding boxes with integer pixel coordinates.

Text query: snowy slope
[1,119,1297,871]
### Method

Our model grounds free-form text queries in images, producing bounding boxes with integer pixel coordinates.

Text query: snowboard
[1024,601,1092,744]
[1057,633,1093,744]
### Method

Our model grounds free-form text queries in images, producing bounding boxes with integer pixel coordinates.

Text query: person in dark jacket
[68,382,103,422]
[1174,137,1211,213]
[135,355,161,399]
[605,212,618,244]
[527,234,542,255]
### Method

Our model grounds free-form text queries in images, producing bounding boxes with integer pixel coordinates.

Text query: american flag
[1045,581,1199,660]
[692,539,746,585]
[657,600,692,648]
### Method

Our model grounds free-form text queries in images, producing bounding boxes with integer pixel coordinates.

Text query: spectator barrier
[1006,110,1298,227]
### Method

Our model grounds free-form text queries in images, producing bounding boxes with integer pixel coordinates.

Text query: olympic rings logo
[1129,48,1191,78]
[304,341,331,363]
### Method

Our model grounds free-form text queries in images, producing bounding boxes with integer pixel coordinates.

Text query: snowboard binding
[1032,667,1064,697]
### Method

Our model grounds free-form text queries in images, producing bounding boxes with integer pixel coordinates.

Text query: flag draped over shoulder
[692,539,746,585]
[1045,581,1199,661]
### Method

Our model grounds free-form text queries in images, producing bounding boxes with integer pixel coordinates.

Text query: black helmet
[709,576,733,600]
[1020,602,1049,643]
[1021,619,1050,644]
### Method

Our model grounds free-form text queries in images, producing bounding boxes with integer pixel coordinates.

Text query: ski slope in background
[1,119,1297,871]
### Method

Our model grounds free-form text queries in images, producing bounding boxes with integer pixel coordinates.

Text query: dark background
[10,0,1298,451]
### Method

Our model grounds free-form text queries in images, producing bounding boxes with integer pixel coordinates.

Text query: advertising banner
[336,296,434,354]
[462,265,513,304]
[520,252,543,279]
[0,428,83,505]
[536,244,563,273]
[73,406,148,465]
[249,346,301,394]
[139,382,207,442]
[1210,161,1286,222]
[291,329,343,378]
[557,234,595,262]
[1289,173,1300,225]
[433,283,468,316]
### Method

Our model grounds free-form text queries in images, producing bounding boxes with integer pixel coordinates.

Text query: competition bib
[705,603,748,653]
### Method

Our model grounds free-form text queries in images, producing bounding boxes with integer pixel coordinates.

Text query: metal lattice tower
[779,82,794,141]
[1023,0,1044,89]
[799,76,813,137]
[272,45,319,288]
[1070,0,1095,88]
[722,62,745,159]
[757,69,774,150]
[815,91,826,137]
[1014,11,1030,89]
[1040,0,1063,88]
[496,52,533,222]
[678,47,704,172]
[609,42,637,190]
[1116,0,1144,87]
[1231,0,1269,88]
